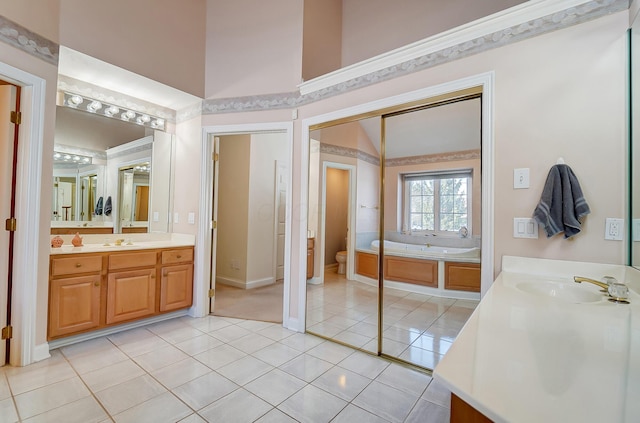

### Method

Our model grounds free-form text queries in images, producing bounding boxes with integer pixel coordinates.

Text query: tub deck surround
[50,233,195,254]
[434,256,640,423]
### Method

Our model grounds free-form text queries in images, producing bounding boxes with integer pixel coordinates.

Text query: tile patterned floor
[0,315,453,422]
[306,271,479,369]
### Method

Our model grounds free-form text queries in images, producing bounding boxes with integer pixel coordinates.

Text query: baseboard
[284,317,303,332]
[33,343,51,363]
[306,276,322,285]
[48,310,189,350]
[246,277,275,289]
[324,263,338,270]
[217,275,276,289]
[216,275,245,289]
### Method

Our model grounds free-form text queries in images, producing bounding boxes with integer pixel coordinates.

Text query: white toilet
[336,251,347,274]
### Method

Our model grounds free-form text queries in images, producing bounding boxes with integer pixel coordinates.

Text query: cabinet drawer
[51,255,102,276]
[161,248,193,265]
[109,251,157,270]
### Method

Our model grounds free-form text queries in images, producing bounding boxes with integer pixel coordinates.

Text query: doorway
[209,131,290,323]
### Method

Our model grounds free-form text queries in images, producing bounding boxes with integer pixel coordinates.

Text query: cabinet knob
[94,281,100,287]
[176,255,182,259]
[163,271,168,277]
[75,263,82,268]
[151,274,155,279]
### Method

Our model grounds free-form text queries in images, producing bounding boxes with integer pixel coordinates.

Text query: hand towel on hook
[533,164,590,238]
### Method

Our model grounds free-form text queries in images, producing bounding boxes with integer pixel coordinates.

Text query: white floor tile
[208,324,252,343]
[114,334,170,358]
[278,333,324,352]
[173,334,224,356]
[279,353,333,383]
[113,391,191,423]
[172,371,239,410]
[216,355,274,386]
[95,374,166,416]
[178,414,207,423]
[254,408,299,423]
[331,403,389,423]
[278,384,347,423]
[14,376,90,420]
[311,366,371,401]
[338,351,389,379]
[6,357,76,395]
[133,344,190,372]
[252,342,302,367]
[306,341,354,364]
[199,388,272,423]
[244,368,307,406]
[422,379,451,408]
[22,396,108,423]
[80,359,145,392]
[228,333,275,354]
[193,344,247,370]
[352,380,419,423]
[0,397,18,423]
[405,398,450,423]
[151,357,212,389]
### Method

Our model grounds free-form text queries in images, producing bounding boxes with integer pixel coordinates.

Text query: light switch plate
[173,212,179,224]
[188,212,195,225]
[514,168,530,189]
[513,218,538,238]
[153,211,159,222]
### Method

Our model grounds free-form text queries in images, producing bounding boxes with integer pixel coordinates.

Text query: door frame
[0,62,47,366]
[319,162,357,284]
[297,71,495,332]
[196,122,294,328]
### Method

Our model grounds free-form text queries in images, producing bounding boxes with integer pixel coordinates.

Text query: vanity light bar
[62,92,166,131]
[53,151,92,164]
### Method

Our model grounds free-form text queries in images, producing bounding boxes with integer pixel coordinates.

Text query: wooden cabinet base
[451,393,493,423]
[48,247,194,340]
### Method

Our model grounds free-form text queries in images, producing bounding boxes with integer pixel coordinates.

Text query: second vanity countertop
[50,233,195,255]
[434,255,640,423]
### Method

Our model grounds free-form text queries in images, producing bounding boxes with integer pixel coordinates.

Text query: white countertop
[434,256,640,423]
[50,233,195,255]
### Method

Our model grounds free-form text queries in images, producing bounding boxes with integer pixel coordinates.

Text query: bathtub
[370,239,480,260]
[355,239,481,299]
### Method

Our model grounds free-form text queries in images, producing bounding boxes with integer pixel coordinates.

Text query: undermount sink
[515,280,604,304]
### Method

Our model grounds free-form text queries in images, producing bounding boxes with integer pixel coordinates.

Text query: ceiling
[359,97,481,158]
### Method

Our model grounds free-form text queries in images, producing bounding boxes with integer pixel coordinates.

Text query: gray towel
[533,164,590,238]
[95,196,103,216]
[104,196,112,216]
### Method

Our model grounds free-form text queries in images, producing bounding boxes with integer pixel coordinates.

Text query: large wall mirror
[52,105,174,235]
[306,90,483,370]
[631,14,640,267]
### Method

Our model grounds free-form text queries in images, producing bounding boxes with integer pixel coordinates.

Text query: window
[403,170,472,234]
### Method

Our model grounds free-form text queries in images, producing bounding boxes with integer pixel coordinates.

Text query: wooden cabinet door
[49,275,101,338]
[106,268,156,324]
[160,264,193,312]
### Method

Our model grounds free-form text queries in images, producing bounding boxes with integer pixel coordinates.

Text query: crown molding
[298,0,628,96]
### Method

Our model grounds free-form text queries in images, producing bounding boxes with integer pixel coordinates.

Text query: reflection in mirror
[118,162,150,233]
[52,105,173,234]
[306,93,482,370]
[306,117,381,352]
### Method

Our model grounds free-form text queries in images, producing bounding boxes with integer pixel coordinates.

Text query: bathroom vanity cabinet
[48,246,194,340]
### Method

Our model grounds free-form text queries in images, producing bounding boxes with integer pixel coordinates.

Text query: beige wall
[58,0,206,97]
[171,116,202,236]
[216,135,250,283]
[341,0,526,66]
[302,0,342,81]
[0,1,60,41]
[205,0,304,98]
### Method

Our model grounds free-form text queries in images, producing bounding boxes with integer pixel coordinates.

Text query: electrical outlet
[605,218,624,241]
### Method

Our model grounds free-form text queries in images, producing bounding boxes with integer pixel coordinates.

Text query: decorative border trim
[202,0,627,114]
[386,149,481,167]
[320,143,380,166]
[0,16,58,64]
